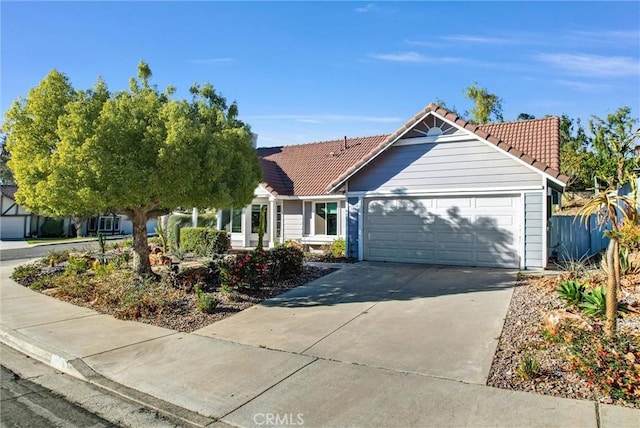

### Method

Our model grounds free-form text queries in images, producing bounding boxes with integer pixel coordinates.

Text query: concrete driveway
[195,262,516,385]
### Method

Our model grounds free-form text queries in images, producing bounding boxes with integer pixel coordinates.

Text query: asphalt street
[1,365,116,428]
[0,241,101,262]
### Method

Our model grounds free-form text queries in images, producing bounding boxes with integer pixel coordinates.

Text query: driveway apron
[196,263,516,384]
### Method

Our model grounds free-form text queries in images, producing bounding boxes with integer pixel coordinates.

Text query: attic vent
[426,126,443,137]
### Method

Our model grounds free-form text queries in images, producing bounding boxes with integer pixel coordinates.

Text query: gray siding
[524,192,544,268]
[283,200,303,240]
[346,197,360,259]
[348,139,541,192]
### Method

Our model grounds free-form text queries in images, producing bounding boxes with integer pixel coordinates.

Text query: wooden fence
[548,214,610,261]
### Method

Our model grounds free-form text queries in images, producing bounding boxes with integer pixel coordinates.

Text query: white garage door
[364,195,521,268]
[0,217,28,240]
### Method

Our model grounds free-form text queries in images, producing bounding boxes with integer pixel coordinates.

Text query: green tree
[0,134,15,185]
[464,82,504,124]
[517,113,535,121]
[4,63,262,276]
[559,115,596,191]
[589,106,639,189]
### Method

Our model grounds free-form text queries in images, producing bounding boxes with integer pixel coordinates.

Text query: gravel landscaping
[488,271,640,408]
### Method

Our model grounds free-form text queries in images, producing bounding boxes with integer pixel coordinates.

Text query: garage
[363,195,521,268]
[0,216,29,240]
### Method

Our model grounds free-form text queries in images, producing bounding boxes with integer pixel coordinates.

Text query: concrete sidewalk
[1,259,638,427]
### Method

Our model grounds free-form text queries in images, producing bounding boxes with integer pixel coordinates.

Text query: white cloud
[187,58,233,64]
[244,114,403,123]
[403,39,446,48]
[440,34,516,45]
[566,30,640,46]
[552,79,612,92]
[369,51,464,64]
[534,53,640,77]
[355,3,375,13]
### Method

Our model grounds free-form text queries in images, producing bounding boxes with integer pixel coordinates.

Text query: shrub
[267,245,304,279]
[180,227,230,256]
[64,255,91,276]
[11,263,42,282]
[219,250,269,288]
[30,275,57,291]
[560,322,640,405]
[44,249,70,266]
[40,218,64,237]
[196,212,217,228]
[557,279,586,308]
[194,284,219,313]
[329,238,346,258]
[93,262,116,278]
[579,285,629,318]
[616,219,640,250]
[112,251,132,269]
[516,353,541,380]
[167,214,192,249]
[122,238,133,248]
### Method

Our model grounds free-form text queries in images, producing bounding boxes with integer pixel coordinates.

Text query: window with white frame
[251,204,267,234]
[314,202,338,235]
[221,209,242,233]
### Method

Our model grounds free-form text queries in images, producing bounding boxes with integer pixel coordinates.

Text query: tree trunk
[605,239,618,338]
[72,218,86,238]
[614,241,621,293]
[131,211,153,277]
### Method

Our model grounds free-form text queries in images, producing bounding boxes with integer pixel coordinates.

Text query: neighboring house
[85,214,157,236]
[219,104,568,269]
[0,184,157,240]
[1,185,33,240]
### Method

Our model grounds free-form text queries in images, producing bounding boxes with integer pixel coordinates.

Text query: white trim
[346,186,543,199]
[357,197,364,261]
[311,201,340,238]
[542,183,549,269]
[328,109,566,193]
[518,192,526,270]
[394,134,474,146]
[255,183,276,198]
[275,195,348,201]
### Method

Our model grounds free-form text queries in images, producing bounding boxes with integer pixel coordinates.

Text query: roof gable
[327,104,568,192]
[0,185,18,200]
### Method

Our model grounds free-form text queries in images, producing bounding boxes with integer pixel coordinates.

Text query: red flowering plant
[219,249,269,289]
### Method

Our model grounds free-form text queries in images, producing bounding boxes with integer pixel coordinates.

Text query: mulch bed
[133,265,338,333]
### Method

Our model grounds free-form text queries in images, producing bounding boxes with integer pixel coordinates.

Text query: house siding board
[346,197,360,259]
[525,193,544,268]
[348,139,541,192]
[283,200,303,239]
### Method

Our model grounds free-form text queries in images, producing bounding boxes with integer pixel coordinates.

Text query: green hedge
[167,213,218,250]
[180,227,230,256]
[40,218,64,237]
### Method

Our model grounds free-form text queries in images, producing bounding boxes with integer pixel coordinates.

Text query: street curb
[0,327,218,427]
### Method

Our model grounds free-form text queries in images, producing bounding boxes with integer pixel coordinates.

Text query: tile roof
[257,135,388,196]
[479,117,560,171]
[0,184,18,200]
[258,104,567,197]
[327,104,568,192]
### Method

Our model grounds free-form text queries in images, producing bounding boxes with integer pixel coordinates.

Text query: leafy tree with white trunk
[3,62,261,276]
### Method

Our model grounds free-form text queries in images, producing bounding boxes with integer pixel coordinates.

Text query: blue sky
[2,1,639,147]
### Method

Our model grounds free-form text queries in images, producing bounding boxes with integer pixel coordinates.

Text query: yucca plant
[557,279,585,308]
[577,190,635,337]
[516,353,541,381]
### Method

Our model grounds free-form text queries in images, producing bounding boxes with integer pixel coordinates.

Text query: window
[251,204,267,234]
[114,216,121,231]
[221,209,242,233]
[98,216,113,231]
[314,202,337,235]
